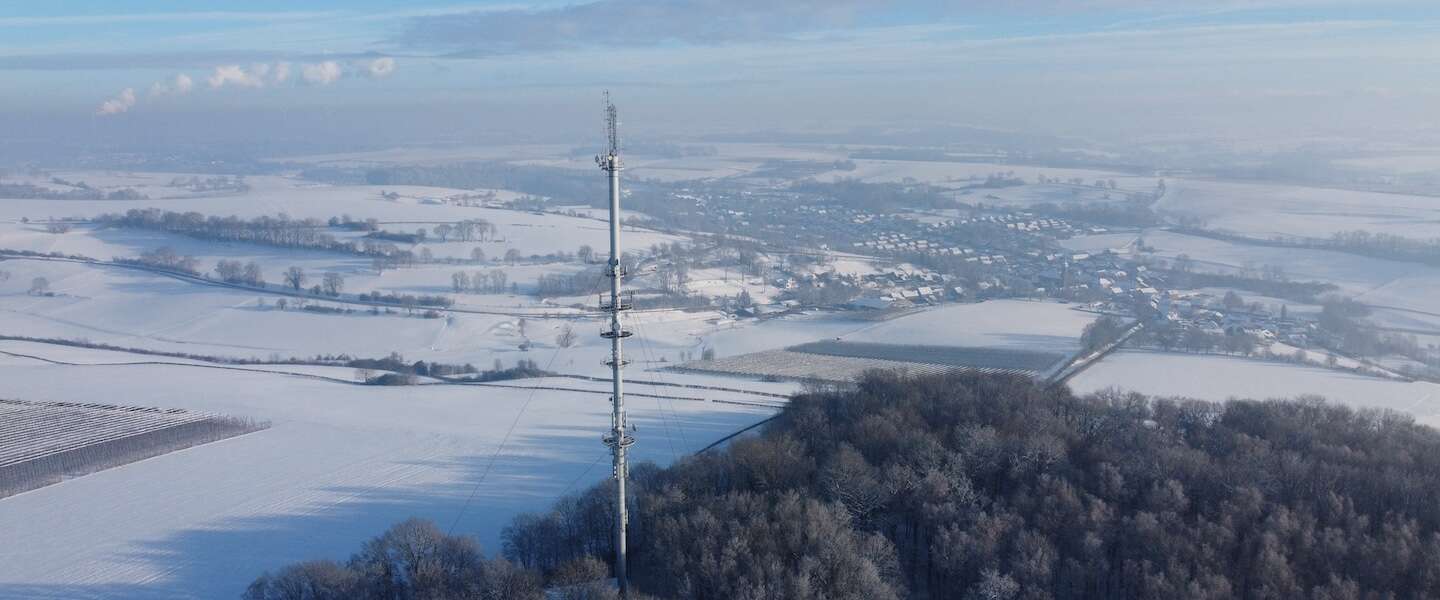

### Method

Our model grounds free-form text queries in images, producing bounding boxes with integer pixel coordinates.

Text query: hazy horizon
[2,1,1438,156]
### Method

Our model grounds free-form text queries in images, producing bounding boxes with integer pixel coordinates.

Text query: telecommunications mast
[596,91,635,595]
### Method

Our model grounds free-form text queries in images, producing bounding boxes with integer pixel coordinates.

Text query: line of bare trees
[0,181,146,200]
[95,209,416,265]
[452,270,510,294]
[214,259,265,286]
[432,219,498,243]
[113,246,201,275]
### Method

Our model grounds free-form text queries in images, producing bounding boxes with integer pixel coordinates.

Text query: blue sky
[1,1,1436,147]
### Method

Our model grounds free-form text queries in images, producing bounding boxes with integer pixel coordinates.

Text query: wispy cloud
[396,0,883,53]
[0,10,340,28]
[394,0,1435,54]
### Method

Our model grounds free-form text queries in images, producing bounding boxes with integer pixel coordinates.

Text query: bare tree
[242,261,264,286]
[471,247,485,264]
[456,221,476,242]
[0,270,10,284]
[452,271,470,293]
[322,272,345,297]
[215,259,244,283]
[1223,290,1246,311]
[284,266,306,291]
[29,277,50,295]
[556,324,577,348]
[433,223,453,242]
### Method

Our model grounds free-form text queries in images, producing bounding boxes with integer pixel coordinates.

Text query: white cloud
[96,88,136,115]
[301,61,343,85]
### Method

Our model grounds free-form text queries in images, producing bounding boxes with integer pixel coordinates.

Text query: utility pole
[596,91,635,596]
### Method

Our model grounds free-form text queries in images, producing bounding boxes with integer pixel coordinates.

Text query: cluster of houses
[1157,294,1318,347]
[851,233,1009,263]
[918,213,1089,235]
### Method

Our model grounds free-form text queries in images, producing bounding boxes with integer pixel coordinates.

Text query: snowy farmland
[677,341,1064,383]
[0,358,777,599]
[839,300,1096,354]
[1071,350,1440,428]
[1156,178,1440,240]
[678,301,1093,382]
[0,168,808,598]
[1060,229,1440,316]
[0,398,265,498]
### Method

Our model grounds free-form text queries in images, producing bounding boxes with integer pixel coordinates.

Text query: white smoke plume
[301,61,343,85]
[207,64,265,89]
[149,73,194,97]
[97,88,136,115]
[95,57,396,115]
[271,62,292,85]
[363,57,396,79]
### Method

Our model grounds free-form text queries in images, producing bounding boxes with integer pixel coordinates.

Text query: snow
[1132,230,1427,295]
[1141,230,1440,315]
[0,361,776,599]
[1070,350,1440,428]
[0,197,681,264]
[1156,178,1440,240]
[1332,152,1440,174]
[813,160,1155,189]
[1057,233,1139,254]
[839,300,1095,354]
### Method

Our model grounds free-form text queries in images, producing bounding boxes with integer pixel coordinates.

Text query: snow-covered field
[1058,232,1140,254]
[1061,230,1440,315]
[0,180,681,260]
[0,256,815,383]
[950,182,1141,208]
[679,301,1094,383]
[1136,230,1427,294]
[0,176,803,600]
[840,300,1095,355]
[1332,151,1440,175]
[9,158,1437,598]
[0,359,776,599]
[811,160,1155,190]
[1156,178,1440,240]
[1071,350,1440,428]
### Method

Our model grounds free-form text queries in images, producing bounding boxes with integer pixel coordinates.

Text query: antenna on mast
[604,90,620,159]
[596,90,633,596]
